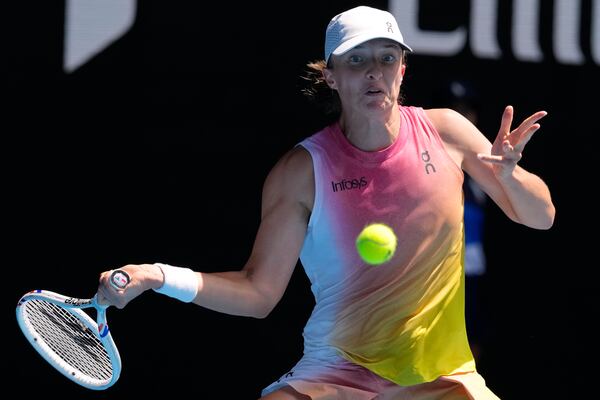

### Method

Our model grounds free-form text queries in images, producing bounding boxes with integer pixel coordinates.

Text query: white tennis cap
[324,6,412,63]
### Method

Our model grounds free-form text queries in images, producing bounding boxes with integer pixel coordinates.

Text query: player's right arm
[192,146,313,318]
[99,146,314,318]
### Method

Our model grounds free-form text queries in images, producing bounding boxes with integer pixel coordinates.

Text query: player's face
[325,39,406,115]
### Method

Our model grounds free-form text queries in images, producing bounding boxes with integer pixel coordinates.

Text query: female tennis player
[98,6,555,399]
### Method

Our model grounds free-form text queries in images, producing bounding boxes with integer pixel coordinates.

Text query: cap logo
[386,21,394,33]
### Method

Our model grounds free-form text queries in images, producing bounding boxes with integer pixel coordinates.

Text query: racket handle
[110,270,131,290]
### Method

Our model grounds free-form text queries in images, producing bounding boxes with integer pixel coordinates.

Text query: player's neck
[339,109,401,151]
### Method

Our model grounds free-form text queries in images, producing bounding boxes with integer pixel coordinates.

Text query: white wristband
[153,263,200,303]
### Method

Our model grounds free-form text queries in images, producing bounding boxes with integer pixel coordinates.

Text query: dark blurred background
[7,1,596,398]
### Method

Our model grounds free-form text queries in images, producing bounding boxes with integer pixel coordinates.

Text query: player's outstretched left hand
[477,105,547,178]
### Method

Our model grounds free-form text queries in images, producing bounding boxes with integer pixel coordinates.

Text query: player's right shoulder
[270,146,313,180]
[263,146,314,209]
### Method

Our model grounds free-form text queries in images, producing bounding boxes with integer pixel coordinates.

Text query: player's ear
[322,68,337,90]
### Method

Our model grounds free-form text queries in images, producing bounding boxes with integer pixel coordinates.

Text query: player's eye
[347,54,364,64]
[381,54,397,63]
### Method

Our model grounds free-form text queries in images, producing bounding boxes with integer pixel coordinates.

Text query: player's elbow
[250,299,276,319]
[537,202,556,229]
[527,219,553,230]
[250,286,283,319]
[244,270,284,319]
[536,207,556,230]
[522,205,556,230]
[252,307,272,319]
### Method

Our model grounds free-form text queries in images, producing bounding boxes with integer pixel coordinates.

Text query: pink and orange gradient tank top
[298,105,475,386]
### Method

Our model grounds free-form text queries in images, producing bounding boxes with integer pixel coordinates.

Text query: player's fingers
[99,284,129,309]
[513,124,540,153]
[500,139,522,161]
[97,270,127,306]
[98,270,115,290]
[98,270,111,283]
[477,152,521,165]
[498,105,514,137]
[520,110,547,128]
[477,153,503,164]
[512,111,546,138]
[96,285,111,306]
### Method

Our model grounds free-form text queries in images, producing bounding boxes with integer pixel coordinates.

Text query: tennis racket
[16,269,130,390]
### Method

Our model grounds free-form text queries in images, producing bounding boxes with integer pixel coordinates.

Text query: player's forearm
[192,270,273,318]
[499,166,555,229]
[143,264,271,318]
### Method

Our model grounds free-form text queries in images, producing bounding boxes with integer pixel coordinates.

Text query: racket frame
[16,289,121,390]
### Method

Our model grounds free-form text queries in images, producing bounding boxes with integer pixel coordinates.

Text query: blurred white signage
[64,0,136,72]
[390,0,599,65]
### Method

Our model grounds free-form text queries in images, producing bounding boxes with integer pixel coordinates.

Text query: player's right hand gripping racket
[16,270,130,390]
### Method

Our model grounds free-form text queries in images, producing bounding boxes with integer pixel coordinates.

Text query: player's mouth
[365,87,384,96]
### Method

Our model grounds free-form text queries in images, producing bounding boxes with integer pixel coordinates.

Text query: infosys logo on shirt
[331,177,368,192]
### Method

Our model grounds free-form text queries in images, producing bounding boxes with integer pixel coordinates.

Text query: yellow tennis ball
[356,223,397,265]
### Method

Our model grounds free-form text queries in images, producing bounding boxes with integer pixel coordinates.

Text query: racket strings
[23,299,113,381]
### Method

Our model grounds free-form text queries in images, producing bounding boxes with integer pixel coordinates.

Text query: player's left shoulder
[424,108,463,131]
[425,107,479,145]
